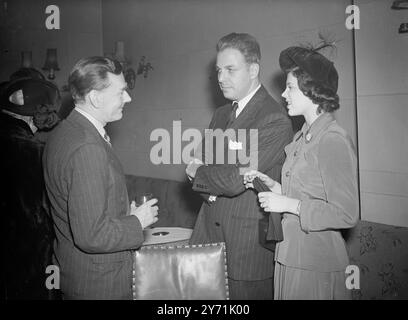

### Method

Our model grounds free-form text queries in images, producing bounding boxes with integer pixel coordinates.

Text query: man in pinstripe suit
[43,57,158,299]
[186,33,293,299]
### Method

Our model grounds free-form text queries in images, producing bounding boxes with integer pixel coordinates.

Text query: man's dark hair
[68,56,123,103]
[216,33,261,65]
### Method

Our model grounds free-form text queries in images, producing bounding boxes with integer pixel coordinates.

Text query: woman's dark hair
[290,66,339,114]
[33,104,60,131]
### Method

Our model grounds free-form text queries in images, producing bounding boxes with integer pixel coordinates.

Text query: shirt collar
[75,106,106,139]
[233,84,261,117]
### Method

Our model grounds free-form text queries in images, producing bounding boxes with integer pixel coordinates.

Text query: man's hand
[243,170,282,194]
[186,158,204,180]
[130,198,159,229]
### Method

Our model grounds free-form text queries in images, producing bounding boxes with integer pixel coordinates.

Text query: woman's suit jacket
[276,112,359,272]
[190,86,293,281]
[43,110,143,299]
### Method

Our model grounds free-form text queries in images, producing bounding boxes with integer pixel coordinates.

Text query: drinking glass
[135,193,153,207]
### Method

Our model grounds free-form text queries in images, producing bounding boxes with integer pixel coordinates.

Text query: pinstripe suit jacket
[189,86,293,281]
[43,110,143,299]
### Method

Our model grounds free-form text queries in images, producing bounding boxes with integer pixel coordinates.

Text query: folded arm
[192,114,293,197]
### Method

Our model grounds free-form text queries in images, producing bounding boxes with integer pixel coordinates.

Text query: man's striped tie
[103,132,111,146]
[226,101,239,127]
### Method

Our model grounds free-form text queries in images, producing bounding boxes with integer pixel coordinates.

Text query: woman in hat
[244,44,359,299]
[0,76,60,299]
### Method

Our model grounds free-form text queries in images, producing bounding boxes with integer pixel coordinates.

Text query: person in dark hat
[9,67,46,82]
[0,76,60,299]
[1,77,60,128]
[243,44,359,299]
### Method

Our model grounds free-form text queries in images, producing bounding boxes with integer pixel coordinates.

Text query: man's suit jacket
[43,110,143,299]
[189,86,293,281]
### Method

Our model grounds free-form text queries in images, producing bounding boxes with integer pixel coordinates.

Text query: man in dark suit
[186,33,293,299]
[43,57,159,299]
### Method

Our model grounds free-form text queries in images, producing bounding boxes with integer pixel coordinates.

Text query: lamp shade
[114,41,126,63]
[21,51,33,68]
[42,48,60,71]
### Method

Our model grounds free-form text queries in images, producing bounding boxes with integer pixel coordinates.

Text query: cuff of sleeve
[298,200,311,234]
[121,215,144,248]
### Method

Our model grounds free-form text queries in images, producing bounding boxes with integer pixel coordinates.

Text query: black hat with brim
[0,78,59,116]
[279,46,338,93]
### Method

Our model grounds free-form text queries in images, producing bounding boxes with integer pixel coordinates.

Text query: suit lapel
[229,85,268,130]
[68,110,124,174]
[211,106,231,130]
[211,86,268,131]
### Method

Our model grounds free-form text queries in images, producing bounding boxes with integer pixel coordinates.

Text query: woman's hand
[243,170,282,194]
[258,192,300,215]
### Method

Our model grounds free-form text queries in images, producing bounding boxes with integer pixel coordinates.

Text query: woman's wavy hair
[289,66,339,114]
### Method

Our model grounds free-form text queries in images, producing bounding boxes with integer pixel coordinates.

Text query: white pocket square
[208,195,217,202]
[228,139,242,150]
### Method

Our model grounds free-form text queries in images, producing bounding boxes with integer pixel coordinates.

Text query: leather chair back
[132,242,229,300]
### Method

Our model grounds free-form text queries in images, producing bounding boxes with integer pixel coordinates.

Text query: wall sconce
[113,41,153,90]
[137,56,154,79]
[42,48,60,80]
[390,0,408,34]
[391,0,408,9]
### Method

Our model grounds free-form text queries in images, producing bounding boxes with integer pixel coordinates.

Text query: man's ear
[88,90,101,109]
[249,63,260,79]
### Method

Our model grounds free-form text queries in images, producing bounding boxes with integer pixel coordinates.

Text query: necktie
[226,101,239,127]
[103,132,111,146]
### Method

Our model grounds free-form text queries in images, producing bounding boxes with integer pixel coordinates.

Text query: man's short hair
[216,33,261,65]
[68,56,123,103]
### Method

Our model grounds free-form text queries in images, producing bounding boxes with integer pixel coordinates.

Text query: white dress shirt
[75,107,111,144]
[232,84,261,118]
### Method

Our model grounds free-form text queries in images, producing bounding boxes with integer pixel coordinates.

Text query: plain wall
[0,0,103,91]
[102,0,356,183]
[354,0,408,227]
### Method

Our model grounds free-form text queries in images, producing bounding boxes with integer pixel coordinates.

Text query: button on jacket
[275,112,359,272]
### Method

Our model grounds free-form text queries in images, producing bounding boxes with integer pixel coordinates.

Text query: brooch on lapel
[305,132,312,143]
